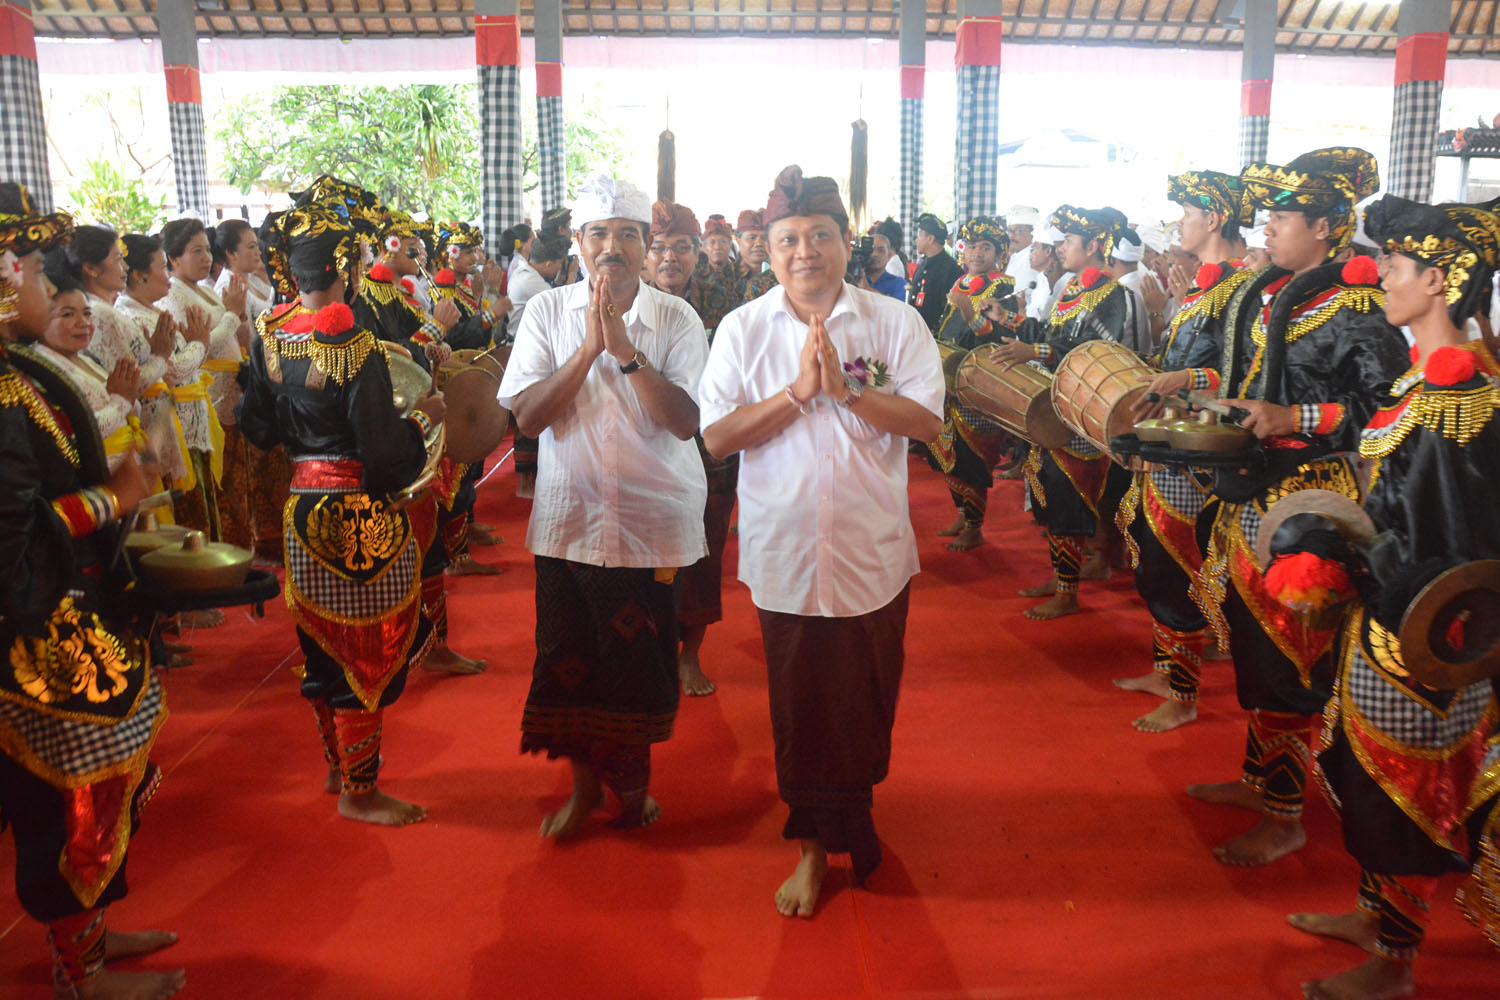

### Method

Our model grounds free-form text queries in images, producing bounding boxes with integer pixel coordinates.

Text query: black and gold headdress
[434,220,483,259]
[1167,170,1254,229]
[0,183,74,258]
[291,174,383,239]
[261,202,358,299]
[381,208,426,246]
[958,216,1010,269]
[1240,147,1379,256]
[1364,193,1500,322]
[1049,205,1129,261]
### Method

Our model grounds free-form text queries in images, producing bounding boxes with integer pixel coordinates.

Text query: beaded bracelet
[784,384,810,415]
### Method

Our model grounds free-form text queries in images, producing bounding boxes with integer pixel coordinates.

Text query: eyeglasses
[649,241,696,257]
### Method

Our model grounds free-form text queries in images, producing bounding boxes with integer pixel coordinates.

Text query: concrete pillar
[158,0,212,218]
[1387,0,1449,202]
[953,0,1002,225]
[898,0,925,256]
[533,0,566,213]
[0,0,53,209]
[476,0,525,236]
[1238,0,1275,168]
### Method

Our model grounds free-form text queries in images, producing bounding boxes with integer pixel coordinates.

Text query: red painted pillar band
[163,64,202,105]
[475,14,521,67]
[954,17,1003,68]
[1240,78,1272,117]
[901,64,925,100]
[536,61,563,98]
[0,2,38,61]
[1394,32,1448,85]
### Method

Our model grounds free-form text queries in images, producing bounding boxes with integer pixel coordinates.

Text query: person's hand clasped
[592,280,634,365]
[813,315,847,401]
[148,310,176,359]
[106,357,139,400]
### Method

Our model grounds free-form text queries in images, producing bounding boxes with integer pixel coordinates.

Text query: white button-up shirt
[497,278,708,569]
[699,283,944,618]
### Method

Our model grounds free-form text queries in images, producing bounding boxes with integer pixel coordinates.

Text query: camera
[846,235,875,282]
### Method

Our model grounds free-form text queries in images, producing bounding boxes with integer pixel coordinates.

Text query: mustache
[595,255,627,266]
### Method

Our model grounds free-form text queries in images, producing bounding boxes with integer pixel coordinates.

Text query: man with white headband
[1108,228,1152,353]
[497,173,708,839]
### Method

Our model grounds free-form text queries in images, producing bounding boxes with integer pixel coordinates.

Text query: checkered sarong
[536,94,567,212]
[1238,114,1270,171]
[168,101,211,219]
[285,525,420,620]
[0,54,53,209]
[1345,637,1493,748]
[1148,464,1210,520]
[953,64,1000,225]
[1387,79,1444,203]
[0,672,164,782]
[900,97,923,259]
[479,63,524,241]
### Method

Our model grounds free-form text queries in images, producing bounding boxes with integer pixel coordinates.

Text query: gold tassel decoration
[849,119,868,231]
[658,130,676,203]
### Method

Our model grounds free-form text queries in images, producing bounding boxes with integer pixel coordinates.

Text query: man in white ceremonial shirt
[497,173,708,840]
[699,164,944,920]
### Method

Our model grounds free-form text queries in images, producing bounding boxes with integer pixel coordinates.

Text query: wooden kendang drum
[936,341,969,396]
[1050,340,1158,459]
[434,345,511,464]
[954,350,1072,449]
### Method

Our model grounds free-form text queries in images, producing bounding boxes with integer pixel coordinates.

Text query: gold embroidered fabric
[0,371,80,467]
[263,328,386,387]
[303,494,411,577]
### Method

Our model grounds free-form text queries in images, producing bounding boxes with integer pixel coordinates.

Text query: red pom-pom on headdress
[1079,266,1106,288]
[367,262,394,282]
[314,303,355,336]
[432,268,456,286]
[1341,255,1379,287]
[1195,262,1223,290]
[399,276,416,295]
[1424,345,1479,388]
[1264,551,1353,613]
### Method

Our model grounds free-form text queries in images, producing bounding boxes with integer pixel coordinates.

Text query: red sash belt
[291,458,364,491]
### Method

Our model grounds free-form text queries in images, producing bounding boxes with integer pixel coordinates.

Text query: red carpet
[2,454,1495,998]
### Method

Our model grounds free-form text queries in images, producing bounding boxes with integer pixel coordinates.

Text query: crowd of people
[1,142,1499,1000]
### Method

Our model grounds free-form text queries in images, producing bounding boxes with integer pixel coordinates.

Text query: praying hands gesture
[181,306,212,347]
[148,310,177,359]
[584,278,635,365]
[106,357,140,400]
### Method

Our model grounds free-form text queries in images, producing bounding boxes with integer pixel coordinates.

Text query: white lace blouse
[158,276,245,427]
[32,343,137,472]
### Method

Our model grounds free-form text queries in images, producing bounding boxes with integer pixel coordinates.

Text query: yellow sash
[138,380,192,489]
[168,373,226,488]
[102,415,147,460]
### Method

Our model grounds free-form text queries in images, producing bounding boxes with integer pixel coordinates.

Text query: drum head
[1255,489,1376,571]
[1399,560,1500,690]
[443,367,508,463]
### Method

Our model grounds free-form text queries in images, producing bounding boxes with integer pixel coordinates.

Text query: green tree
[213,82,637,221]
[66,158,168,233]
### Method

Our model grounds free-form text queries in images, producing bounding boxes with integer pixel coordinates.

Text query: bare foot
[446,558,503,577]
[1301,956,1414,1000]
[937,514,965,537]
[516,473,536,499]
[422,645,489,675]
[1185,779,1266,813]
[1287,910,1379,954]
[1019,578,1057,598]
[177,609,223,629]
[469,526,502,547]
[1113,671,1171,696]
[679,655,716,697]
[1024,593,1080,620]
[1214,816,1307,867]
[611,795,662,830]
[104,930,178,962]
[1079,549,1111,581]
[337,788,427,826]
[540,773,604,840]
[473,521,496,532]
[775,841,829,919]
[1133,699,1198,733]
[323,767,341,795]
[946,525,984,551]
[72,968,186,1000]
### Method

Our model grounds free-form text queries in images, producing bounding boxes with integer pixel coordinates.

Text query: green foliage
[519,90,637,205]
[65,158,168,234]
[213,82,638,222]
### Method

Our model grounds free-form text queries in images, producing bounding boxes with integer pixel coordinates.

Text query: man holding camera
[856,218,908,300]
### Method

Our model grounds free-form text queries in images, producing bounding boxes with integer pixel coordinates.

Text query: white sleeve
[697,311,749,431]
[654,300,708,402]
[890,307,945,420]
[496,291,558,408]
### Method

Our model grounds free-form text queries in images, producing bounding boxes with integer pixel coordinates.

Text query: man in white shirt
[1005,204,1040,290]
[496,173,708,840]
[1108,228,1153,353]
[699,165,943,919]
[1024,224,1070,322]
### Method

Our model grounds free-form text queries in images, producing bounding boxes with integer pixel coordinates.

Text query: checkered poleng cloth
[168,100,211,219]
[479,63,524,240]
[0,54,53,210]
[953,64,1000,226]
[899,97,923,260]
[286,525,420,620]
[1238,113,1270,170]
[536,93,567,213]
[0,671,164,780]
[1387,78,1444,203]
[1346,636,1493,748]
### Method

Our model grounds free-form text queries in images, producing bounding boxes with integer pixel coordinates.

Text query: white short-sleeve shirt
[496,278,709,569]
[699,283,945,618]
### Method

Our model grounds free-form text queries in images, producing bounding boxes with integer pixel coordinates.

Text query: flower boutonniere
[843,355,891,388]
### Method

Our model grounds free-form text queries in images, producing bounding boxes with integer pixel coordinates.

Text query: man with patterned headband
[992,205,1136,620]
[734,208,777,302]
[1179,148,1409,868]
[700,164,943,919]
[925,216,1021,552]
[240,202,447,828]
[1260,194,1500,1000]
[646,199,735,696]
[499,173,707,840]
[1115,169,1257,734]
[0,183,187,1000]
